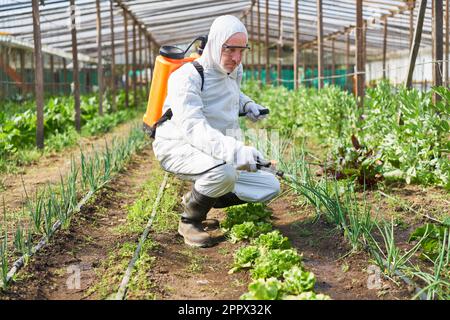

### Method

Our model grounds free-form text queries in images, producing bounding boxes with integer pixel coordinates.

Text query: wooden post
[139,26,143,100]
[110,0,116,111]
[5,48,10,96]
[144,37,149,98]
[244,15,248,68]
[317,0,324,89]
[277,0,282,86]
[363,20,367,85]
[250,5,255,79]
[346,32,350,90]
[406,0,427,88]
[132,22,137,107]
[32,0,44,149]
[383,18,388,79]
[70,0,81,131]
[124,9,129,108]
[147,38,152,97]
[410,1,415,48]
[432,0,435,63]
[432,0,443,102]
[257,0,262,85]
[446,0,449,86]
[293,0,299,89]
[96,0,103,115]
[265,0,270,85]
[0,48,2,100]
[356,0,365,108]
[331,38,336,85]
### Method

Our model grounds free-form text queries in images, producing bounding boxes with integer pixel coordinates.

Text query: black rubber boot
[178,188,217,247]
[213,192,247,208]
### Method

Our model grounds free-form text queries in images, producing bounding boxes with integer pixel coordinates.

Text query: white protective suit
[152,15,280,202]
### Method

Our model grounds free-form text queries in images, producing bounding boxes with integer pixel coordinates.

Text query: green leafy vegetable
[221,203,272,231]
[251,249,302,279]
[251,230,292,250]
[228,221,272,243]
[229,245,261,273]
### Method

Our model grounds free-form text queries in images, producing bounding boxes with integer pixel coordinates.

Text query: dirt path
[0,152,427,300]
[146,191,414,300]
[1,146,154,300]
[0,150,249,300]
[147,208,249,300]
[0,119,140,214]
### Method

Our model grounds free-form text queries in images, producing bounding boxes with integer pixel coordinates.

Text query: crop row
[0,89,145,160]
[272,144,449,300]
[220,203,330,300]
[242,81,449,188]
[0,124,147,289]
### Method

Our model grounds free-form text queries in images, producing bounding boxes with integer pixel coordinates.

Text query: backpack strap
[145,62,204,139]
[192,61,204,91]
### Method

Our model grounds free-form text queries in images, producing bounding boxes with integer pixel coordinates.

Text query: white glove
[244,102,268,122]
[235,145,264,172]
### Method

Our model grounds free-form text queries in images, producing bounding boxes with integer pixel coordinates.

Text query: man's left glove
[244,102,269,122]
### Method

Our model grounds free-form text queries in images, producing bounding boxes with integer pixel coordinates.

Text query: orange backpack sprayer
[143,36,207,138]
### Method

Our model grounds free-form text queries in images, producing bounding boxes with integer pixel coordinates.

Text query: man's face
[220,32,248,73]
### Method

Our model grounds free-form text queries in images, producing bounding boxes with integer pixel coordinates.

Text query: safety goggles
[221,43,251,55]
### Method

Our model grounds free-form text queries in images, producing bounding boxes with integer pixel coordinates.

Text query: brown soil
[0,149,445,300]
[147,208,250,300]
[0,151,249,300]
[0,146,153,300]
[0,119,140,215]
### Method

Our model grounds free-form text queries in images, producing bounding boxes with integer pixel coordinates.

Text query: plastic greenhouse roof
[0,0,439,61]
